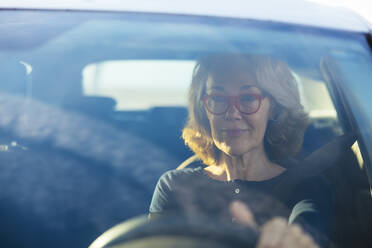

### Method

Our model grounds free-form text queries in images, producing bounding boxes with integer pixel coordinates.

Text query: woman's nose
[225,103,242,120]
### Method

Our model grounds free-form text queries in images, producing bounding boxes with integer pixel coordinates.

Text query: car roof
[1,0,371,33]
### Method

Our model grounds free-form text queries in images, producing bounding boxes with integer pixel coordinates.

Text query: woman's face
[204,75,271,157]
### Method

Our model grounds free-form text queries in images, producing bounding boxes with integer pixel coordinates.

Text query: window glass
[1,9,372,248]
[324,52,372,172]
[82,60,195,110]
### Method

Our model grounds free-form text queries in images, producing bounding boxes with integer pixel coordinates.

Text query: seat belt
[272,133,356,200]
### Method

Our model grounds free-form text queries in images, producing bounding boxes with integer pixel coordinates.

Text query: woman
[149,54,332,247]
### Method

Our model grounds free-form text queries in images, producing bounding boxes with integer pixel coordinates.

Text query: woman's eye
[211,95,227,102]
[239,94,256,102]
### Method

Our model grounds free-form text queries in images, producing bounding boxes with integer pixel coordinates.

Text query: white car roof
[1,0,371,33]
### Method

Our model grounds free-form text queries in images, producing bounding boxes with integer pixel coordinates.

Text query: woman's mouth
[222,129,249,137]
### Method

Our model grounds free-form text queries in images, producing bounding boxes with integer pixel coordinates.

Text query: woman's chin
[224,147,251,157]
[220,141,260,157]
[216,139,259,157]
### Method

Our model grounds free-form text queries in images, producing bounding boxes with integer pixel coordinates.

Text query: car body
[0,0,372,247]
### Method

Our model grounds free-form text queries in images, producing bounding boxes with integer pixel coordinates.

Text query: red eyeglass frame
[203,93,265,115]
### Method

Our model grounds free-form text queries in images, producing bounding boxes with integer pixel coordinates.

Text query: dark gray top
[149,165,333,246]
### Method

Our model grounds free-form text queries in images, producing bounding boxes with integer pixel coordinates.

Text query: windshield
[1,9,372,248]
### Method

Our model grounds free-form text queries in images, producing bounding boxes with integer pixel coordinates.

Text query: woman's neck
[204,146,286,181]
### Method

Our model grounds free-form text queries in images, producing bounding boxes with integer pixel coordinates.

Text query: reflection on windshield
[0,9,371,248]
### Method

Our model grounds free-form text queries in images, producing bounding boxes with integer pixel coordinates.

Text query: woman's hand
[230,201,319,248]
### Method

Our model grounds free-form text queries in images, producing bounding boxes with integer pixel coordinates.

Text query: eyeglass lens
[205,94,260,114]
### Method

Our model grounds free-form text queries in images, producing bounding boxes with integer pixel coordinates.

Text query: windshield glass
[1,9,371,248]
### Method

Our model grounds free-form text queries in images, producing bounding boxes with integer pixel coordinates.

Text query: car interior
[0,9,372,248]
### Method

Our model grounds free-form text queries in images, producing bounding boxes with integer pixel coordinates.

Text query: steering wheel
[89,214,258,248]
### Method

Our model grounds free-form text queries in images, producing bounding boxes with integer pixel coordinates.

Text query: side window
[294,72,342,158]
[321,52,372,170]
[319,53,372,247]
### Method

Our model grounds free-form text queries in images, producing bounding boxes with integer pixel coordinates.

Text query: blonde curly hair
[182,54,309,166]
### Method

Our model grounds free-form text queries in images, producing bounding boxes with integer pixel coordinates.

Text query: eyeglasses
[203,93,264,115]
